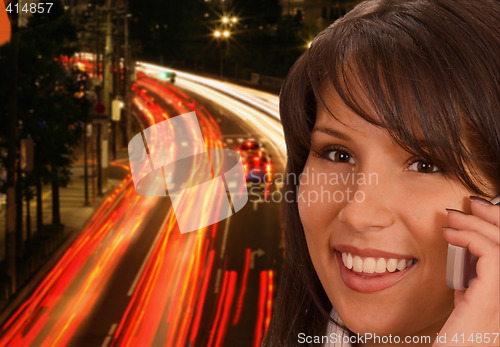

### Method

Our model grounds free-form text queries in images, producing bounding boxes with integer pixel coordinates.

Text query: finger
[446,210,500,245]
[443,228,499,298]
[443,228,498,259]
[470,197,500,227]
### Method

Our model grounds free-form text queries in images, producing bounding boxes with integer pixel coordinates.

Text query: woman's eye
[407,160,439,173]
[325,149,356,164]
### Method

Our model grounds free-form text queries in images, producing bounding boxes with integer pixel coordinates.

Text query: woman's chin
[343,318,401,337]
[337,306,415,338]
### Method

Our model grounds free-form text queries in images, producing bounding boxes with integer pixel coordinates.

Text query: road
[0,68,285,347]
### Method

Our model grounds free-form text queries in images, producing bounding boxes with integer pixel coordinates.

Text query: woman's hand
[433,196,500,346]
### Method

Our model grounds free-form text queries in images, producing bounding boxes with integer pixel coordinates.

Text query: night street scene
[0,0,363,346]
[3,1,500,347]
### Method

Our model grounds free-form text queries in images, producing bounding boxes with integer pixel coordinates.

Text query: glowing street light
[213,29,230,39]
[212,28,231,79]
[231,16,238,23]
[222,16,229,24]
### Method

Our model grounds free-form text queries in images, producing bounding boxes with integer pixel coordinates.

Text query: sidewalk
[0,144,130,304]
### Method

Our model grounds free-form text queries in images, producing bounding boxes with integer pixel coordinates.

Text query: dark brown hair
[263,0,500,345]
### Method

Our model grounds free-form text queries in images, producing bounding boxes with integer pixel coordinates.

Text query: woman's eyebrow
[312,126,351,140]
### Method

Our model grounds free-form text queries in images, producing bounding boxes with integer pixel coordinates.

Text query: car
[236,140,272,182]
[244,153,272,182]
[236,140,265,159]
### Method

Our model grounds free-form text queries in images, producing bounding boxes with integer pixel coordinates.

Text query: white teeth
[375,258,386,273]
[397,259,407,271]
[353,256,363,272]
[386,259,397,272]
[346,253,353,269]
[340,252,415,274]
[362,257,376,273]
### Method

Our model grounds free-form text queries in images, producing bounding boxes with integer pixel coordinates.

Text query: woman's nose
[338,177,395,233]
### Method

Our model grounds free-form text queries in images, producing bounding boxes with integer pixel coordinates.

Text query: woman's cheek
[298,180,332,232]
[298,179,334,290]
[298,163,351,232]
[298,178,342,272]
[297,181,316,233]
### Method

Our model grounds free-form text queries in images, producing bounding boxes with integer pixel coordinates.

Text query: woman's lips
[334,249,418,293]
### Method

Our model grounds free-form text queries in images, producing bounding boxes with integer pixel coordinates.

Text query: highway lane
[0,70,285,347]
[0,77,183,347]
[174,87,284,347]
[109,76,285,347]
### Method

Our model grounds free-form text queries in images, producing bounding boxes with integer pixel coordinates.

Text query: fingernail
[446,208,465,214]
[442,227,458,231]
[469,195,493,206]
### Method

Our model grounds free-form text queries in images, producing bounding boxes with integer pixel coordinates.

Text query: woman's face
[298,91,487,339]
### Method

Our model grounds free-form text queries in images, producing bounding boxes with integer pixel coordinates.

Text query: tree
[0,3,88,237]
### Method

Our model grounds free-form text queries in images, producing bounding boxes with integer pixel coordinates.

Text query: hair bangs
[306,6,494,194]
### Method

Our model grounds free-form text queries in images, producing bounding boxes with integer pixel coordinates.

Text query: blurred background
[0,0,362,346]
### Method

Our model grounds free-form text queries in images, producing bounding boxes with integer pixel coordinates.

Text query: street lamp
[212,11,238,79]
[221,14,238,26]
[213,29,231,79]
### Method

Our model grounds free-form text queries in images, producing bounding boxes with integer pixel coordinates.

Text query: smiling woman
[263,0,500,346]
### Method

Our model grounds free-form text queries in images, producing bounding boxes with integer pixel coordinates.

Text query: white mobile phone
[445,195,500,290]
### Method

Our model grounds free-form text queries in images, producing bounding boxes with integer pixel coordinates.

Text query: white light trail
[137,63,286,165]
[137,63,281,122]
